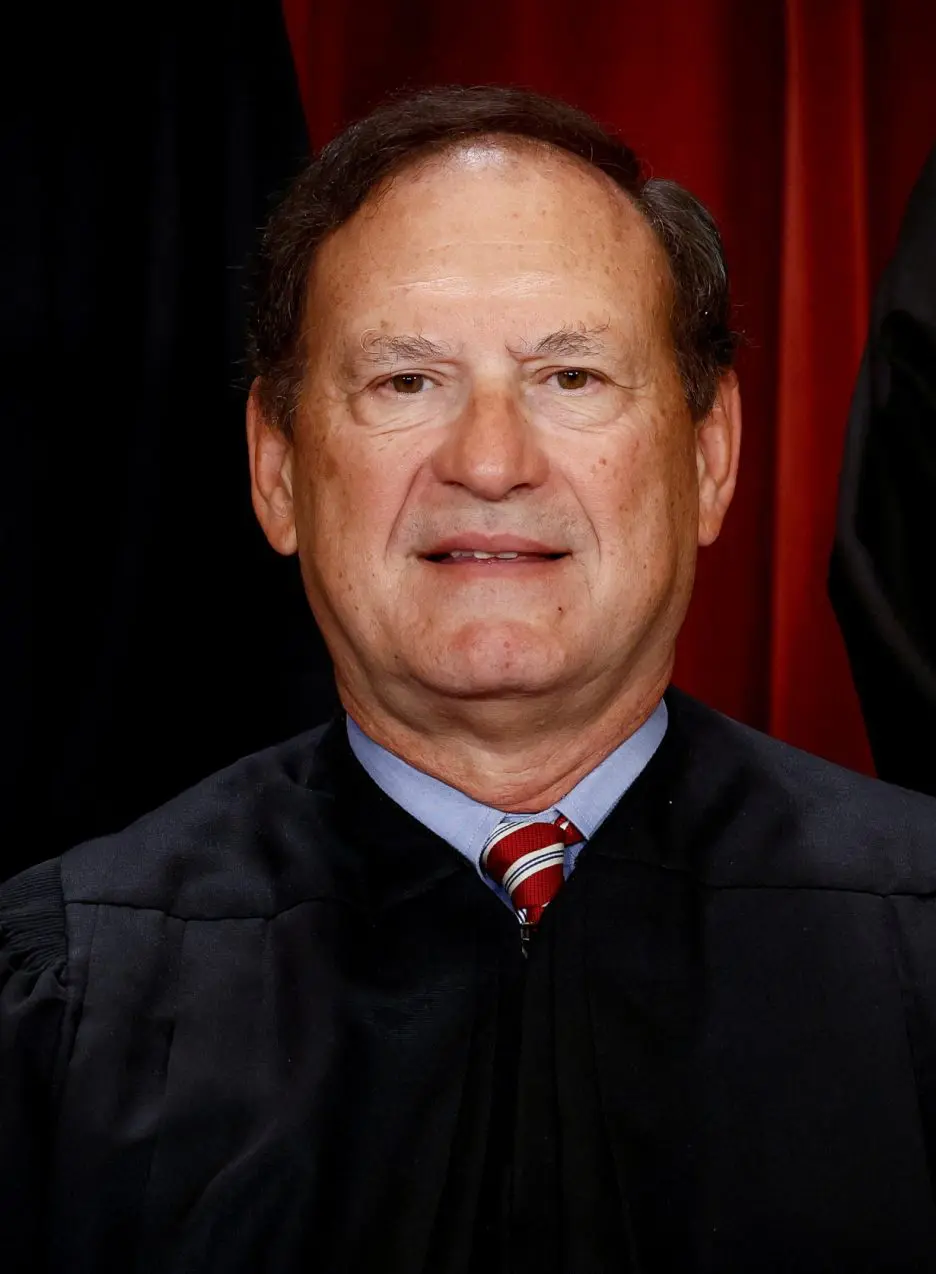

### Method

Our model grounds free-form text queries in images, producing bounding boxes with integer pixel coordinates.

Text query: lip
[422,535,567,557]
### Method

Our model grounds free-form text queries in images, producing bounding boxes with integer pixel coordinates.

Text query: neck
[339,664,671,812]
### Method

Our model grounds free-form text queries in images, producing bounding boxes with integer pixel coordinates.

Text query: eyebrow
[357,333,458,366]
[349,323,613,370]
[511,325,613,359]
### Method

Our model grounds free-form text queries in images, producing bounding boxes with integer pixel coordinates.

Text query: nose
[430,382,550,501]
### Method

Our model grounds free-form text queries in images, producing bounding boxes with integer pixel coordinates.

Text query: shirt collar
[346,700,668,874]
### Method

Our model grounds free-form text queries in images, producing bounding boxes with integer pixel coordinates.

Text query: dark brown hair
[248,84,737,434]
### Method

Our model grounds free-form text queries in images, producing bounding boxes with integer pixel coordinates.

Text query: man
[3,86,936,1274]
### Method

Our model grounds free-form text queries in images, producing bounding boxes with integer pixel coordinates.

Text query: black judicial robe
[4,689,936,1274]
[829,144,936,796]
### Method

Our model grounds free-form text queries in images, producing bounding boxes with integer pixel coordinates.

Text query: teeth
[448,550,522,560]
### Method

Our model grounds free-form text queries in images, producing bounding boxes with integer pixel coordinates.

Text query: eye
[552,368,594,391]
[388,373,429,394]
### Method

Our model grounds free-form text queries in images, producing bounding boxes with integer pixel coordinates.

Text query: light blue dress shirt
[347,700,668,909]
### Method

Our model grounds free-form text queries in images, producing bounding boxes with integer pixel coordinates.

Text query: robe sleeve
[0,859,71,1274]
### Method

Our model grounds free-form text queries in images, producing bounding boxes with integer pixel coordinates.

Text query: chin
[414,623,572,698]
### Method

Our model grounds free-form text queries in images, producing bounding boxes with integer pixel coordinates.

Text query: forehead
[308,141,670,343]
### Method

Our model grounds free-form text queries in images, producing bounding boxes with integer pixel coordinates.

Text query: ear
[246,382,298,556]
[696,370,742,547]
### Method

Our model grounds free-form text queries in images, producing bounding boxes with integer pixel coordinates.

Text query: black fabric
[2,0,337,883]
[830,144,936,795]
[5,688,936,1272]
[0,859,65,973]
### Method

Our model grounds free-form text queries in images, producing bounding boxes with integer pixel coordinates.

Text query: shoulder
[0,857,66,974]
[5,722,351,924]
[664,688,936,893]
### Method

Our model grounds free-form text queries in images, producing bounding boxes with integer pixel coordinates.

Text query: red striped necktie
[480,814,583,932]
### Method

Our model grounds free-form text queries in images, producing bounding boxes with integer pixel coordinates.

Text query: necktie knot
[481,814,583,929]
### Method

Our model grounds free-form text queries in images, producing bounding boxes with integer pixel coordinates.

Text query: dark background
[4,0,935,879]
[4,2,335,877]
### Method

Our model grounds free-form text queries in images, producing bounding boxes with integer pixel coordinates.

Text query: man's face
[253,143,735,726]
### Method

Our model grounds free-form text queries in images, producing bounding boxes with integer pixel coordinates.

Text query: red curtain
[282,0,935,774]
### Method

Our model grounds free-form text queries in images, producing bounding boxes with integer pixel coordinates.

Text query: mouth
[423,549,568,565]
[421,536,569,566]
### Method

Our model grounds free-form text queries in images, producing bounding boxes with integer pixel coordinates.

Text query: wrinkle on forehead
[386,271,574,297]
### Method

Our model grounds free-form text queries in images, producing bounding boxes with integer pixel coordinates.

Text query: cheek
[294,431,418,570]
[589,424,697,559]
